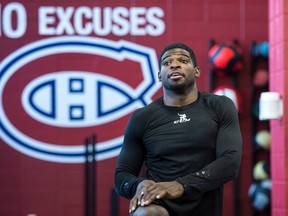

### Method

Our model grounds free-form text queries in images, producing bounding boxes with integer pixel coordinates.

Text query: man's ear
[195,67,201,78]
[158,71,162,82]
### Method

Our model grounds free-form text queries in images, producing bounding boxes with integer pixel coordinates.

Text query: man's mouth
[169,72,184,79]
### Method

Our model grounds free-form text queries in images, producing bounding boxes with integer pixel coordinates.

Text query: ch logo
[0,36,161,163]
[174,113,190,124]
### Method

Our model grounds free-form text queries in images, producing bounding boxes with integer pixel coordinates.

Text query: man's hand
[129,180,184,213]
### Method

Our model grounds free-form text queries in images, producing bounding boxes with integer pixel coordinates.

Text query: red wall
[269,0,288,215]
[0,0,268,215]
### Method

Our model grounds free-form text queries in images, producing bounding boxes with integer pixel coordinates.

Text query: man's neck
[162,89,198,107]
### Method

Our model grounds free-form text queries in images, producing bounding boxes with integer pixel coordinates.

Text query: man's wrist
[175,178,189,194]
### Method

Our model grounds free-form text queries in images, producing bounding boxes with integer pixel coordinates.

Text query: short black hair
[159,42,197,69]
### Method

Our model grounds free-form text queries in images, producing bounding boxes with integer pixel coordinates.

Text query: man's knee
[131,204,169,216]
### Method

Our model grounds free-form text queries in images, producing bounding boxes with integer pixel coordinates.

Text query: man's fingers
[140,187,165,206]
[129,196,139,213]
[129,190,146,213]
[137,191,144,205]
[131,181,184,212]
[156,191,166,199]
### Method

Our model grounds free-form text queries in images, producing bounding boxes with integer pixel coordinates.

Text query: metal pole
[84,137,89,216]
[92,134,96,216]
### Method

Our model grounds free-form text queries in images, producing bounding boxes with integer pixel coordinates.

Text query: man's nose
[170,60,180,69]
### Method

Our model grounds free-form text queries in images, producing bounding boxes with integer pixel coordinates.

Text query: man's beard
[163,79,195,93]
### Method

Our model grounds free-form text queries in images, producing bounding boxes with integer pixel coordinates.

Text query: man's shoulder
[200,91,231,103]
[199,91,236,112]
[133,97,162,116]
[199,91,220,102]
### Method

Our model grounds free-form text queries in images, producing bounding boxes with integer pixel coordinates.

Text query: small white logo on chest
[174,113,191,124]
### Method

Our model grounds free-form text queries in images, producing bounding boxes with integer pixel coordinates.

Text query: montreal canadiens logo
[0,36,160,163]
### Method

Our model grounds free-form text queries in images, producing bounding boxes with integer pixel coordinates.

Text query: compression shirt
[115,91,242,216]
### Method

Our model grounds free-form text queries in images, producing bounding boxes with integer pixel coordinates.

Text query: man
[114,42,242,216]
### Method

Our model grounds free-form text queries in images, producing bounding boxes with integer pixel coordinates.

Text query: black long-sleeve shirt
[115,92,242,216]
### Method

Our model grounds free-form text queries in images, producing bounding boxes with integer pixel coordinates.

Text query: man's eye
[180,60,188,64]
[163,61,170,66]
